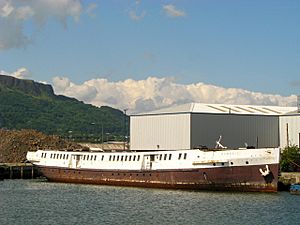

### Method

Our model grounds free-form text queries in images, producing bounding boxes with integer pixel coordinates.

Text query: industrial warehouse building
[280,112,300,147]
[279,96,300,147]
[130,103,296,150]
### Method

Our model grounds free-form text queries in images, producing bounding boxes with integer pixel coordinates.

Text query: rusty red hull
[37,163,279,192]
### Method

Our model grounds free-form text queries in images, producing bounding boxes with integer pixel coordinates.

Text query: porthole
[231,162,233,165]
[246,161,249,164]
[178,153,182,160]
[164,154,167,160]
[213,163,216,166]
[221,163,224,166]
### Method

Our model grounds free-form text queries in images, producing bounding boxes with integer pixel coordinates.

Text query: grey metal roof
[133,103,296,116]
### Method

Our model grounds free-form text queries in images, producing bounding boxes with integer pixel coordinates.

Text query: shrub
[280,145,300,172]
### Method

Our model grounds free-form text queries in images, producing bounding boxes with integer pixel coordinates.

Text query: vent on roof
[262,107,281,114]
[235,106,255,113]
[248,107,268,114]
[220,106,240,113]
[206,105,227,112]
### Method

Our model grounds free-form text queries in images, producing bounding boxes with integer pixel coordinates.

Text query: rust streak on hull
[37,164,279,192]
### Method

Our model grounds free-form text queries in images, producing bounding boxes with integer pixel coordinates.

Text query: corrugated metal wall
[130,113,279,150]
[191,114,279,149]
[279,115,300,147]
[130,113,191,150]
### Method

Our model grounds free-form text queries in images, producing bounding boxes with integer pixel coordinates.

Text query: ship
[26,147,280,192]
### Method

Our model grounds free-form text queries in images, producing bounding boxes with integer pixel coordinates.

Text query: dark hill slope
[0,75,127,142]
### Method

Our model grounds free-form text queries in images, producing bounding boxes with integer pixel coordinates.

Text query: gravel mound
[0,129,82,163]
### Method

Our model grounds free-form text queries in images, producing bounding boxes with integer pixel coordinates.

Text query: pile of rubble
[0,129,82,163]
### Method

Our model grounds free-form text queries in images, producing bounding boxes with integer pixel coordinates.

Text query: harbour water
[0,179,299,225]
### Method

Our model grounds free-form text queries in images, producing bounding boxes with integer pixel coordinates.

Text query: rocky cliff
[0,74,55,98]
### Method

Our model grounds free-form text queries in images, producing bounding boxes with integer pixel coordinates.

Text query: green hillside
[0,75,128,142]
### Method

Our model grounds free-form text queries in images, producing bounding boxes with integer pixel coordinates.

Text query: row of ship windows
[101,153,189,162]
[41,153,98,161]
[41,152,188,162]
[109,155,140,162]
[108,153,187,162]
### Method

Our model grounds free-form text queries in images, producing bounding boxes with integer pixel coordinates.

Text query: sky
[0,0,299,113]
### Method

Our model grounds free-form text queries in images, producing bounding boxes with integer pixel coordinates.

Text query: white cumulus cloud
[0,0,96,49]
[52,76,71,93]
[52,76,297,113]
[0,67,31,79]
[163,4,186,18]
